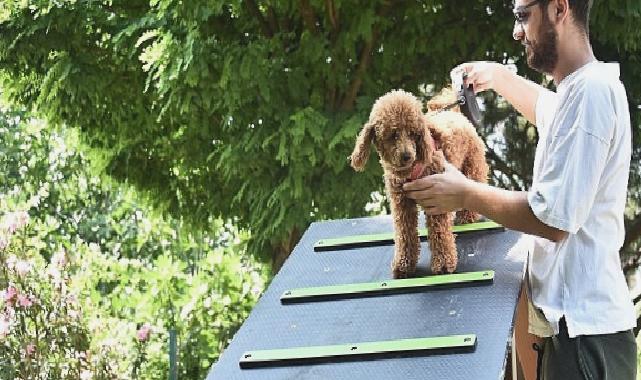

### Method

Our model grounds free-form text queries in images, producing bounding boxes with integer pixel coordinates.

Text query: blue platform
[207,215,528,380]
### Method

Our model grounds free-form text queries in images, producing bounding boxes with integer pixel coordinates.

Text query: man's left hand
[402,162,472,215]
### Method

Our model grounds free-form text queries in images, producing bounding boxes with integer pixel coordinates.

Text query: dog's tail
[426,87,459,113]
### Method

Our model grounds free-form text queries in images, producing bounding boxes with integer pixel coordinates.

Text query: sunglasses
[513,0,543,24]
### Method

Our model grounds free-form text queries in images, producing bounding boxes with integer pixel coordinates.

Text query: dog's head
[350,90,435,177]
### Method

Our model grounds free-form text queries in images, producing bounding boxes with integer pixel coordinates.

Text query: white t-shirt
[526,61,636,338]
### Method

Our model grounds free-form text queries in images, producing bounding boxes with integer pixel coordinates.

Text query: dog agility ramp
[207,215,528,380]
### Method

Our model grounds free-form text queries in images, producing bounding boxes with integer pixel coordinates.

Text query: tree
[0,0,639,271]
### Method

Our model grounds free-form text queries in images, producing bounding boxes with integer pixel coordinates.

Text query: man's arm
[491,66,542,125]
[457,62,552,126]
[463,181,568,242]
[403,164,569,242]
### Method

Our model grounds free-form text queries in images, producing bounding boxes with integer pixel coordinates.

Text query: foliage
[69,233,264,379]
[0,105,266,379]
[1,0,638,267]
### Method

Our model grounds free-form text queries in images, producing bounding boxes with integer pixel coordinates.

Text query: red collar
[409,162,425,181]
[432,134,441,150]
[409,134,439,181]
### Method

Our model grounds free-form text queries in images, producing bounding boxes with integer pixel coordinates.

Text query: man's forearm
[492,65,545,125]
[463,181,568,242]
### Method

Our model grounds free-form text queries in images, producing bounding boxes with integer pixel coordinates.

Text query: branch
[623,212,641,252]
[623,255,640,276]
[340,2,395,111]
[299,0,320,35]
[483,141,525,191]
[324,0,340,110]
[245,0,274,38]
[266,6,279,35]
[340,36,375,111]
[325,0,338,31]
[633,278,641,335]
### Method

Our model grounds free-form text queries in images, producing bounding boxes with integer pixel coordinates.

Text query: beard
[525,11,558,73]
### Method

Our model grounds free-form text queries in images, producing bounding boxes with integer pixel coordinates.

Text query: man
[403,0,637,378]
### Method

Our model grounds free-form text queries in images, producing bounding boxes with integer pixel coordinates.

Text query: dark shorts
[537,318,637,380]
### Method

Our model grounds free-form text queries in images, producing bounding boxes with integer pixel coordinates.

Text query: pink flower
[13,211,29,231]
[136,323,152,343]
[0,235,7,250]
[15,261,32,277]
[67,308,79,320]
[46,265,62,284]
[5,255,16,271]
[5,286,18,306]
[26,343,36,356]
[0,315,10,338]
[66,294,78,306]
[17,294,33,308]
[51,250,68,268]
[2,211,29,234]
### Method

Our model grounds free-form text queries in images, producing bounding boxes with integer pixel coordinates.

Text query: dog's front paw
[430,255,457,274]
[392,267,411,279]
[391,262,415,279]
[443,261,457,274]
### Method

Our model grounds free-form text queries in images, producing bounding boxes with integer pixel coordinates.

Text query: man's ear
[350,121,376,171]
[552,0,569,23]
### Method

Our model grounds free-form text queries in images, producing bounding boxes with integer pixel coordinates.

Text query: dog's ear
[416,117,436,163]
[350,121,376,171]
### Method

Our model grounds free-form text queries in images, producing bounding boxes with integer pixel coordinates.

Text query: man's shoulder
[555,63,625,142]
[574,62,623,96]
[561,63,623,110]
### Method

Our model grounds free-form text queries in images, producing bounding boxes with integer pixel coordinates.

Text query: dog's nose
[401,152,412,163]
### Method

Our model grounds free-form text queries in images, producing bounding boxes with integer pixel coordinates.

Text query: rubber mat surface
[207,215,529,380]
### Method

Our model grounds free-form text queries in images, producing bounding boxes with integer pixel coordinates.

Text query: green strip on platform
[314,221,503,251]
[239,334,476,368]
[280,270,494,303]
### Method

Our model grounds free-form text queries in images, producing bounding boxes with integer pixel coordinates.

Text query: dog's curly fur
[350,89,488,278]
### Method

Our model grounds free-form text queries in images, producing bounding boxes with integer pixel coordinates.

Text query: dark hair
[539,0,593,34]
[568,0,593,33]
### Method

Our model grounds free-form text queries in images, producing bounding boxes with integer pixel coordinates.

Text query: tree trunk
[271,227,302,273]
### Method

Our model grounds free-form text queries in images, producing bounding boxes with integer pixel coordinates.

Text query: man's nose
[513,21,524,41]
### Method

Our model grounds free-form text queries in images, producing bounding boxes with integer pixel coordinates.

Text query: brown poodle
[350,89,488,278]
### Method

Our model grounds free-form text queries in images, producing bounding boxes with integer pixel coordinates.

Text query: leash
[435,73,483,129]
[439,93,469,112]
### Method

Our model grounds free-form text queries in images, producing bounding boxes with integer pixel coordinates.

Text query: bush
[0,106,267,379]
[0,211,123,379]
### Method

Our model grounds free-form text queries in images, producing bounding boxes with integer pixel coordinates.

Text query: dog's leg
[456,151,488,225]
[422,151,458,274]
[388,188,420,279]
[426,212,457,274]
[455,210,479,225]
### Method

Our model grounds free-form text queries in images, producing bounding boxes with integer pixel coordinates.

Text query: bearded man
[403,0,637,379]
